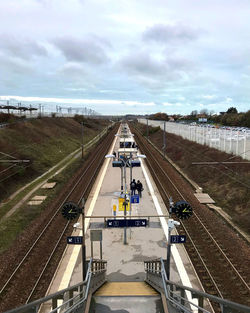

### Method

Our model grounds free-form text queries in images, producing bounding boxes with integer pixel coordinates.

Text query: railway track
[131,125,250,309]
[0,125,118,312]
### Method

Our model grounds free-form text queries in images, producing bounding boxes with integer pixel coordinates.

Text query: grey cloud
[0,55,33,75]
[120,52,194,88]
[143,23,199,43]
[121,53,166,77]
[58,62,86,76]
[53,37,109,64]
[0,34,47,59]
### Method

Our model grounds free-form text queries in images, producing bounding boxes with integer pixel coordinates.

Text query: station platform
[43,125,204,311]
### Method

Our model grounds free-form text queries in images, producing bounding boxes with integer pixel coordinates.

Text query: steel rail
[25,128,116,303]
[0,126,117,305]
[133,127,250,300]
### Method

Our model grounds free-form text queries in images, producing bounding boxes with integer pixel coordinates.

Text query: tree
[226,107,238,114]
[200,109,208,115]
[191,110,198,116]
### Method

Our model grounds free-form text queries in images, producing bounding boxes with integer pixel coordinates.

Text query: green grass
[0,152,84,254]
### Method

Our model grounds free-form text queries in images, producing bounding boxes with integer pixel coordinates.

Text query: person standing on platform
[136,180,143,198]
[130,179,137,195]
[113,151,116,159]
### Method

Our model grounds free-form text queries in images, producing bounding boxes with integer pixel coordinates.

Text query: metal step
[91,295,164,313]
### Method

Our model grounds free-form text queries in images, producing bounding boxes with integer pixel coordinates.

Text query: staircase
[5,258,250,313]
[92,282,164,313]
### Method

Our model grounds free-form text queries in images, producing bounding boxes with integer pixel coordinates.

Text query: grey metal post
[130,152,132,184]
[81,122,84,159]
[163,121,166,158]
[147,118,149,140]
[81,199,86,280]
[120,167,123,192]
[166,227,171,280]
[123,161,127,244]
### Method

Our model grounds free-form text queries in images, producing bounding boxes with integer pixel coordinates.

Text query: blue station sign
[170,235,186,244]
[107,219,147,228]
[67,236,83,244]
[131,195,139,204]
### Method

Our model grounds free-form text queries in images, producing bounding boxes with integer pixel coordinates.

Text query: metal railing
[4,259,107,313]
[144,258,250,313]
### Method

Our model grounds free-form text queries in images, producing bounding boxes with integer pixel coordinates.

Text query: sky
[0,0,250,115]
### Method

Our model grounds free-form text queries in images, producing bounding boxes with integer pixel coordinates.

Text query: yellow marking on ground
[95,282,158,296]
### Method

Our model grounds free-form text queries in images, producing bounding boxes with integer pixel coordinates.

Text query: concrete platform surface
[41,182,57,189]
[43,124,205,312]
[194,193,215,204]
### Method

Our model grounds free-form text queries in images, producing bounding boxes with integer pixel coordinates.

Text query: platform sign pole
[120,167,123,192]
[123,200,127,245]
[124,163,127,245]
[81,198,86,280]
[166,219,180,280]
[130,152,132,185]
[166,228,171,280]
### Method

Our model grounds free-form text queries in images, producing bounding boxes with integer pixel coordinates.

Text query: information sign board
[107,219,147,228]
[118,197,130,211]
[131,195,139,204]
[67,236,83,244]
[170,235,186,244]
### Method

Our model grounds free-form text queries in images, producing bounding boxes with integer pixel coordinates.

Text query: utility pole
[81,122,84,159]
[147,118,149,140]
[163,121,166,158]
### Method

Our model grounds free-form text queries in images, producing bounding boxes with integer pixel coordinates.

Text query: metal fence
[3,259,107,313]
[145,258,250,313]
[138,119,250,161]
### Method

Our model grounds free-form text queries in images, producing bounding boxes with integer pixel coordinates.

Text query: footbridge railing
[144,258,250,313]
[4,259,107,313]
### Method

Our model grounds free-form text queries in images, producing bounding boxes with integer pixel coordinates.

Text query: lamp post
[105,153,146,244]
[81,122,84,159]
[166,219,180,280]
[81,198,86,280]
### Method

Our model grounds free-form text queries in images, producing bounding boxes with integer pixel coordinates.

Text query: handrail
[144,258,250,313]
[4,259,107,313]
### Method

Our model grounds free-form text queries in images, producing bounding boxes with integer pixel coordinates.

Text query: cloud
[0,95,156,107]
[119,51,195,91]
[120,52,166,77]
[52,36,109,64]
[163,102,182,106]
[58,62,86,76]
[0,55,33,75]
[0,34,47,59]
[201,94,216,99]
[142,23,199,44]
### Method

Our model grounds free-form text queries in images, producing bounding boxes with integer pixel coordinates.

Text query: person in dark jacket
[130,179,137,195]
[136,180,143,198]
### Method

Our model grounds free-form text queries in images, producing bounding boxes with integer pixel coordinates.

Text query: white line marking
[58,135,117,290]
[140,159,198,311]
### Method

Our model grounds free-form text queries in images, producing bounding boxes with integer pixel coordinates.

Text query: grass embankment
[133,121,250,235]
[0,157,84,254]
[0,117,111,253]
[0,117,109,202]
